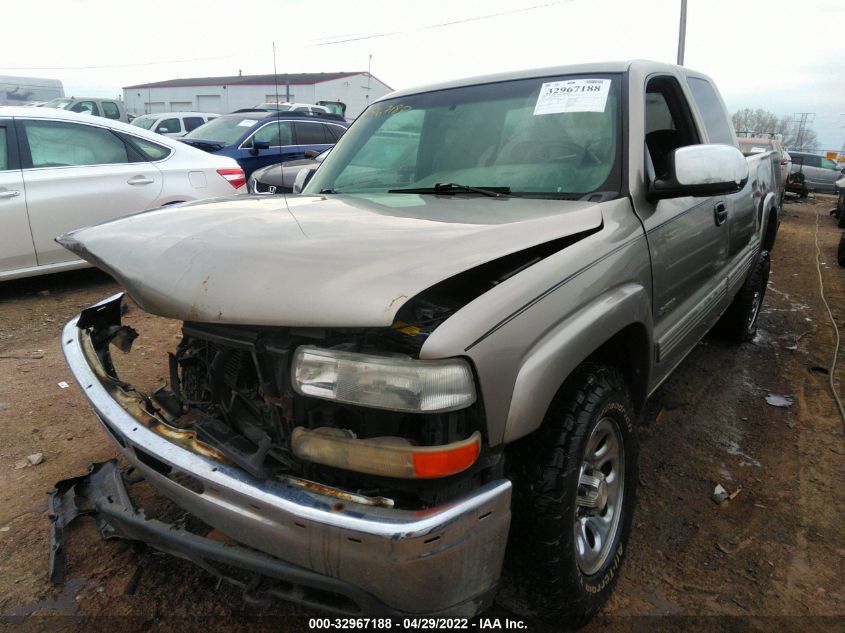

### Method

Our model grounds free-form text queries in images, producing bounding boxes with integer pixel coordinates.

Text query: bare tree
[732,108,780,136]
[732,108,819,151]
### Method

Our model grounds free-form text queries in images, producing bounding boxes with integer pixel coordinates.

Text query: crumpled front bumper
[59,294,512,616]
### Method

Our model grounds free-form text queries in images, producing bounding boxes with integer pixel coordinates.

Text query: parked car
[130,112,218,138]
[42,97,130,123]
[251,101,330,114]
[56,61,779,625]
[834,176,845,227]
[0,106,246,281]
[738,137,790,199]
[248,149,328,193]
[787,151,843,197]
[179,111,347,178]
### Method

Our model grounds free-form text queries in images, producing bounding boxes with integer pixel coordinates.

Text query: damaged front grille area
[152,321,498,508]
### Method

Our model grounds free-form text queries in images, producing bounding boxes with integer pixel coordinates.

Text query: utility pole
[677,0,687,65]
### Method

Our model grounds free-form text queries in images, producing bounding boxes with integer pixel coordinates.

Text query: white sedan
[0,106,246,281]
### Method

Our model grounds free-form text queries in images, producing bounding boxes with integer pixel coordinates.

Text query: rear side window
[23,120,128,167]
[0,127,7,170]
[101,102,121,120]
[157,118,181,134]
[326,124,346,142]
[183,117,205,132]
[686,77,735,145]
[130,136,172,161]
[295,121,329,145]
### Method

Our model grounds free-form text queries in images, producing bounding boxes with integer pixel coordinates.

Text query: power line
[313,1,573,47]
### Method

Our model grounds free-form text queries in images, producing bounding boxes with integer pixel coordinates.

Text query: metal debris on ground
[765,394,794,408]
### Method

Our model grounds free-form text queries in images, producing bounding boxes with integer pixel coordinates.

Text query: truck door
[686,76,756,263]
[634,75,729,380]
[0,118,36,274]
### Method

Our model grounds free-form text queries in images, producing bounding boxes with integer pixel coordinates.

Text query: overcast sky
[3,0,843,149]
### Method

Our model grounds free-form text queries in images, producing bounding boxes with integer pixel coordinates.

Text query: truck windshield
[44,98,73,110]
[130,115,158,130]
[306,74,621,198]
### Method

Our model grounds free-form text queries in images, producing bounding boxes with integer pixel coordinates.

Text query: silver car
[787,151,843,196]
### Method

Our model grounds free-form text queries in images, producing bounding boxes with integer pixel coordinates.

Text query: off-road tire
[501,364,638,628]
[719,250,771,343]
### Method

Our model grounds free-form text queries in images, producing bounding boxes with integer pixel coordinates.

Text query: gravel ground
[1,195,844,632]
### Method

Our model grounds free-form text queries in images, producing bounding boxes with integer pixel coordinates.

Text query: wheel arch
[501,283,652,445]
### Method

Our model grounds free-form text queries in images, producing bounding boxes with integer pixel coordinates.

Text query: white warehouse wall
[123,74,392,119]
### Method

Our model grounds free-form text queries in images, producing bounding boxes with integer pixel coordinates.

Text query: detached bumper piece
[59,293,512,616]
[49,460,408,614]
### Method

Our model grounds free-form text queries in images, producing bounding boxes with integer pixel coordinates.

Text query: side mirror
[292,167,317,194]
[250,140,271,156]
[157,126,168,133]
[649,144,749,201]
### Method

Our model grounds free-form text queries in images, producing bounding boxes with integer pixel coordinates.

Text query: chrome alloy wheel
[574,417,625,576]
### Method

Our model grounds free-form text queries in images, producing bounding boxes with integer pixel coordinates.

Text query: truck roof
[382,60,704,102]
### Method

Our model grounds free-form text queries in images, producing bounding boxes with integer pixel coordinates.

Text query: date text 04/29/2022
[307,618,528,630]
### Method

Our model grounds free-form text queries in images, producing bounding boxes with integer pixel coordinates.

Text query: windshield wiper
[387,183,511,197]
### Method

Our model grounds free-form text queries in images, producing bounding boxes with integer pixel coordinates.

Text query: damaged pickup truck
[55,61,779,624]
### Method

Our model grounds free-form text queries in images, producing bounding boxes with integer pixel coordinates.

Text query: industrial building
[122,72,392,119]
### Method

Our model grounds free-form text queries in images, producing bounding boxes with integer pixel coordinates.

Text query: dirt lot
[1,196,844,632]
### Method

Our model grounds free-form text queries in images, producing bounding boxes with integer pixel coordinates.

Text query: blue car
[180,111,348,178]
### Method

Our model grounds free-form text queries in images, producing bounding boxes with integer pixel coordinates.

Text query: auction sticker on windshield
[534,78,610,115]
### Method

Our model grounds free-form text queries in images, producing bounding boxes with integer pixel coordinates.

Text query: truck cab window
[644,76,699,180]
[686,77,735,145]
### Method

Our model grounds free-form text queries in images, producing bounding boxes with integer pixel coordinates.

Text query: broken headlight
[292,345,476,413]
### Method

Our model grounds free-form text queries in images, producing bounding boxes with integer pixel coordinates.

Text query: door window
[294,121,329,145]
[183,117,205,132]
[686,77,735,145]
[0,127,7,170]
[644,76,700,179]
[70,101,99,116]
[157,118,181,134]
[805,155,821,168]
[822,157,838,170]
[101,101,121,120]
[250,121,293,147]
[23,120,129,167]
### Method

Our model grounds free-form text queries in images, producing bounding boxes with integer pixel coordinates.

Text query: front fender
[503,283,652,444]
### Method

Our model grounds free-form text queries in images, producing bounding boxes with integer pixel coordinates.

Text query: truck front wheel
[503,364,638,626]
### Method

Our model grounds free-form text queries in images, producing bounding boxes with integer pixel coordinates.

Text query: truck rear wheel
[502,364,638,626]
[719,250,771,343]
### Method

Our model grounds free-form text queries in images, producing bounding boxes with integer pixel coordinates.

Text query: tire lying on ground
[501,363,638,627]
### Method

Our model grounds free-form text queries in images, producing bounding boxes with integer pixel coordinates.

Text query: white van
[0,76,63,106]
[130,112,218,137]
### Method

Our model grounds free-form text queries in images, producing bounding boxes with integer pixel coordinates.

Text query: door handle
[714,202,728,226]
[127,176,154,185]
[0,190,20,199]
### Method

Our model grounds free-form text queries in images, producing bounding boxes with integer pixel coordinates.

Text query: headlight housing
[292,345,476,413]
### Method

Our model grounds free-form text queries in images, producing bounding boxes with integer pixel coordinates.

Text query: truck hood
[58,193,602,327]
